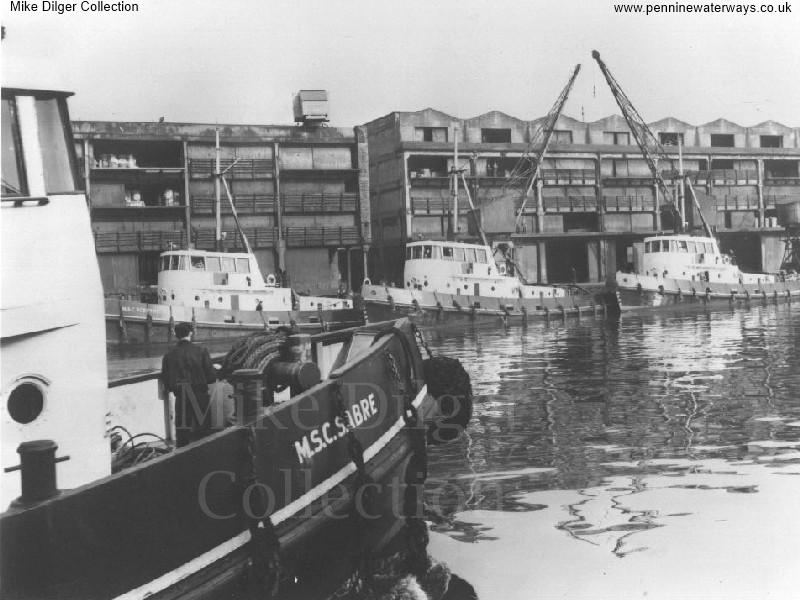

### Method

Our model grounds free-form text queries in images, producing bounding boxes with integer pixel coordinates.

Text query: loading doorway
[546,239,589,283]
[719,234,762,273]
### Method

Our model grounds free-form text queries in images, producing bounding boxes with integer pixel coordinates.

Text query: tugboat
[362,239,611,325]
[1,84,472,598]
[106,245,363,345]
[615,229,800,310]
[105,130,363,345]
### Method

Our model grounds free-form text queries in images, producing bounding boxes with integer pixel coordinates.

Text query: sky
[2,0,799,128]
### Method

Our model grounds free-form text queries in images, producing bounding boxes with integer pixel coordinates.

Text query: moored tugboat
[614,231,800,310]
[1,84,472,599]
[362,239,612,326]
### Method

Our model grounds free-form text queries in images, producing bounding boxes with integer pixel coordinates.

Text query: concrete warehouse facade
[72,119,370,298]
[363,109,800,285]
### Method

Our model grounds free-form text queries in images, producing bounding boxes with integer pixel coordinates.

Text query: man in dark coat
[161,322,217,447]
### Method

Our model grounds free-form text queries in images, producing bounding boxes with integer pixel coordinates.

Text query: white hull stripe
[114,384,427,600]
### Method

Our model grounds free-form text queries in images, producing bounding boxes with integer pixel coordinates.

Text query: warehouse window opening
[481,128,511,143]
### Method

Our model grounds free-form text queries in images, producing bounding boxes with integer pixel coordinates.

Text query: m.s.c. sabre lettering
[294,393,379,462]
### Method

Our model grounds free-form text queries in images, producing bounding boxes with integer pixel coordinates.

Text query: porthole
[195,295,200,301]
[171,294,175,300]
[7,381,45,424]
[218,297,223,303]
[424,281,428,287]
[464,285,468,290]
[491,286,496,291]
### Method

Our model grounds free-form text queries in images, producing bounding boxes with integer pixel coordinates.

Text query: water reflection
[424,304,800,599]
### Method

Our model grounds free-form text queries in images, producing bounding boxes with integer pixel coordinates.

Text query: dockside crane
[507,64,582,230]
[591,50,714,238]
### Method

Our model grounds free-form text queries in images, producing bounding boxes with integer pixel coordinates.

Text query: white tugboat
[362,239,610,324]
[615,230,800,309]
[105,131,362,344]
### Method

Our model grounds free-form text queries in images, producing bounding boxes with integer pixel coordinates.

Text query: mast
[214,128,222,251]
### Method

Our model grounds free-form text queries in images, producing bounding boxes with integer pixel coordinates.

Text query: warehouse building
[73,94,370,299]
[363,109,800,285]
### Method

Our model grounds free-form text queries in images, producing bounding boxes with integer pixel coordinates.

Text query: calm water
[423,303,800,600]
[107,307,800,599]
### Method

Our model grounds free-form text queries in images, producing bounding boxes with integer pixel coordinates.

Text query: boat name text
[294,393,378,463]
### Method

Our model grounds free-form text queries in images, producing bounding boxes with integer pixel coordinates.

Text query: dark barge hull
[1,320,435,600]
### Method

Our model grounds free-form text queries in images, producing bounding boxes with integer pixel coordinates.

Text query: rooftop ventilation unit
[293,90,329,126]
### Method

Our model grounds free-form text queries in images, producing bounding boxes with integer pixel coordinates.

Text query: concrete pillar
[535,179,544,234]
[402,151,413,241]
[183,140,191,248]
[362,244,370,282]
[587,240,601,282]
[346,247,353,292]
[273,142,286,274]
[756,158,765,228]
[653,181,660,230]
[598,238,609,282]
[595,154,604,232]
[538,241,548,283]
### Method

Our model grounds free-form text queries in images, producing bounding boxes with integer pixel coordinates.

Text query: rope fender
[423,356,473,445]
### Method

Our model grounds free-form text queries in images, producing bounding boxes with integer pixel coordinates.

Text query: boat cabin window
[161,255,182,270]
[191,256,206,270]
[687,241,696,253]
[442,246,454,260]
[406,247,412,260]
[646,241,660,253]
[454,247,466,262]
[466,248,477,263]
[1,98,26,197]
[476,249,487,263]
[236,258,250,273]
[412,246,423,259]
[36,98,78,194]
[423,245,432,259]
[705,242,715,254]
[221,257,235,272]
[678,240,688,252]
[206,256,221,272]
